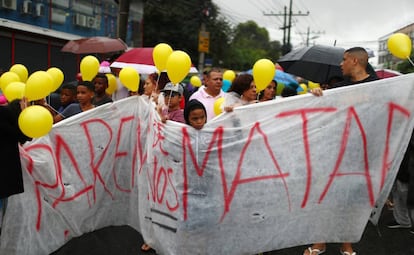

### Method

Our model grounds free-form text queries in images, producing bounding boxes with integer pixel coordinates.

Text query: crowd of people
[1,47,413,255]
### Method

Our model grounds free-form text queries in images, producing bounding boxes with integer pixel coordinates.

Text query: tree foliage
[227,21,282,70]
[142,0,282,71]
[397,53,414,74]
[143,0,205,62]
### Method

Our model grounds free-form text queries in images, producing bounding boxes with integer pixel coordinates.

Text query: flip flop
[303,247,326,255]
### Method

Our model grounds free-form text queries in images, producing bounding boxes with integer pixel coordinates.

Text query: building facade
[378,23,414,69]
[0,0,143,82]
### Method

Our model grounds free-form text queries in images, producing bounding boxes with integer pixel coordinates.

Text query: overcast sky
[212,0,414,64]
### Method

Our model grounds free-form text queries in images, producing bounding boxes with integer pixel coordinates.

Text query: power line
[264,0,309,54]
[217,1,262,25]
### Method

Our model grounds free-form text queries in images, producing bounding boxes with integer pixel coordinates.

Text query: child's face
[93,77,108,95]
[77,86,94,105]
[60,88,76,106]
[262,82,276,101]
[163,91,181,110]
[188,109,206,130]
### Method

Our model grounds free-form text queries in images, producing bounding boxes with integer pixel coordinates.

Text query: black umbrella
[277,45,345,84]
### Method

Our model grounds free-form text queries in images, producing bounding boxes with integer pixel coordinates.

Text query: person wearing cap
[158,82,185,123]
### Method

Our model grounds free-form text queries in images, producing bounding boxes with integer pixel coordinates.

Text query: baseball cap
[161,82,183,95]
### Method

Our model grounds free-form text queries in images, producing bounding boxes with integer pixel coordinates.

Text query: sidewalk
[51,208,414,255]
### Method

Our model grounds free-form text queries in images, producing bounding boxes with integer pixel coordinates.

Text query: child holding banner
[141,99,206,253]
[184,99,207,130]
[158,82,185,124]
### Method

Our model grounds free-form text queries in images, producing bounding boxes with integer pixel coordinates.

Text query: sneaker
[386,220,411,229]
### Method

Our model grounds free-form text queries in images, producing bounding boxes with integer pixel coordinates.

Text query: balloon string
[407,57,414,67]
[167,89,172,111]
[45,103,60,114]
[150,73,161,110]
[155,73,161,93]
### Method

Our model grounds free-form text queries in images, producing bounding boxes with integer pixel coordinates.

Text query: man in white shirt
[189,67,225,121]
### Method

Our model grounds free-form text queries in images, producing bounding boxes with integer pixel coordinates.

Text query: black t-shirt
[331,74,379,88]
[92,95,113,106]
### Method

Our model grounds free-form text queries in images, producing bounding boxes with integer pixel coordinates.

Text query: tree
[397,53,414,74]
[204,16,233,68]
[142,1,282,70]
[227,21,282,71]
[143,0,231,68]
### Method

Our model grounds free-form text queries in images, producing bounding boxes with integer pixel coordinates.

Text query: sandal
[303,247,326,255]
[340,250,356,255]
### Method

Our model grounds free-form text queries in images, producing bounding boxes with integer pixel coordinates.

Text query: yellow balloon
[166,50,191,84]
[4,81,25,101]
[298,83,308,95]
[105,73,117,94]
[25,71,53,101]
[18,105,53,138]
[9,64,28,82]
[213,97,225,116]
[190,75,202,87]
[308,81,320,90]
[387,33,412,59]
[153,43,173,72]
[119,67,140,92]
[252,59,275,92]
[0,71,20,91]
[47,67,64,92]
[223,70,236,82]
[80,55,99,81]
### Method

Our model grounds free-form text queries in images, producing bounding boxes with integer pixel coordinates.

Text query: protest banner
[1,74,414,254]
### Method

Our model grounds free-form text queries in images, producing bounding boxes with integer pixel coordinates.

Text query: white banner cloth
[1,74,414,254]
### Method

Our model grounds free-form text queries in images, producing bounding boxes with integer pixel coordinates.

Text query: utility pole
[297,27,325,46]
[198,5,210,72]
[117,0,130,43]
[264,0,309,54]
[198,23,207,72]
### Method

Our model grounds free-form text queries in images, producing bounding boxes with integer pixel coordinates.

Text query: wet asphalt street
[52,208,414,255]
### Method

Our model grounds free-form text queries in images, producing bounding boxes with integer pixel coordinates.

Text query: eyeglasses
[162,91,180,97]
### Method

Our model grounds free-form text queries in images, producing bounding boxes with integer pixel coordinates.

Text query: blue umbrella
[222,79,231,92]
[245,69,299,88]
[274,70,299,87]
